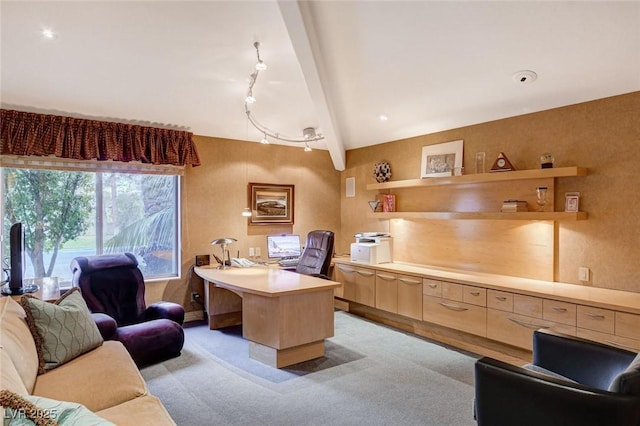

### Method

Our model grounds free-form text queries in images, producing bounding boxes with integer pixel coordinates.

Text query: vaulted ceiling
[2,1,639,170]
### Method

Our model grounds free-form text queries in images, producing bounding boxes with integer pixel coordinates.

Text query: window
[2,165,180,286]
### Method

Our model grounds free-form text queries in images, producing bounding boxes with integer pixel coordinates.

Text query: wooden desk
[194,265,341,368]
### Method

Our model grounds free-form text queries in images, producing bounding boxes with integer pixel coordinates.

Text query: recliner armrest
[91,313,118,340]
[474,356,640,426]
[145,302,185,325]
[532,329,636,389]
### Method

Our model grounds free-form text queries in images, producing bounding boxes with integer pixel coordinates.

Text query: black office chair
[474,329,640,426]
[295,230,335,279]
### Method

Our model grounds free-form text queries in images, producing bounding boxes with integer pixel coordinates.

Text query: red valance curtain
[0,109,200,167]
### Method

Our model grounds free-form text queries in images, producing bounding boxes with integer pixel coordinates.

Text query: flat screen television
[266,234,302,260]
[1,222,38,295]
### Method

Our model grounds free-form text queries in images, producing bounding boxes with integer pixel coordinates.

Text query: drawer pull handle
[338,266,355,273]
[357,271,374,277]
[439,302,468,312]
[399,278,421,285]
[495,296,507,301]
[508,317,549,330]
[428,284,438,289]
[552,307,568,313]
[377,274,395,280]
[469,291,481,296]
[605,340,637,351]
[585,313,606,320]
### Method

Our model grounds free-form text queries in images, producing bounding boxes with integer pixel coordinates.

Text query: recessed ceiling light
[512,70,537,84]
[41,28,56,39]
[378,114,389,121]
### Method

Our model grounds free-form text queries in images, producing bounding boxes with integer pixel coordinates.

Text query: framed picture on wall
[248,183,295,225]
[565,191,580,212]
[420,140,464,178]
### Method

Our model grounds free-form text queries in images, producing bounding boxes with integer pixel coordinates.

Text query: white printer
[350,233,392,265]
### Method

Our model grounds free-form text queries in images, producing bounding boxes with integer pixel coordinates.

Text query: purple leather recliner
[70,252,184,367]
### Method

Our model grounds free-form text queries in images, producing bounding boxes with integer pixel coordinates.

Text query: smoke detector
[512,70,538,84]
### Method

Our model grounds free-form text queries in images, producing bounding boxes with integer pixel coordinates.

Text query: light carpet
[141,311,479,426]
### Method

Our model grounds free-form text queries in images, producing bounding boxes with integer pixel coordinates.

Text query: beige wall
[341,92,640,292]
[158,136,341,313]
[153,91,640,310]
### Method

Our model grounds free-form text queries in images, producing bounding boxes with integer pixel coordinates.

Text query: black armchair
[474,329,640,426]
[71,252,185,367]
[295,230,335,279]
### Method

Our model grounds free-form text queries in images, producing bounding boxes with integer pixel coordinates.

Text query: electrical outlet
[579,267,590,281]
[255,247,261,257]
[191,292,200,302]
[249,247,255,257]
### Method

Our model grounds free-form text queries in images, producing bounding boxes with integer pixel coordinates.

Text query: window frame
[1,155,182,283]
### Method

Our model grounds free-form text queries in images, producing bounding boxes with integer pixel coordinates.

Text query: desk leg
[243,289,334,367]
[204,281,243,329]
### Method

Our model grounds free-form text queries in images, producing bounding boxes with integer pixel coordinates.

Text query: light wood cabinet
[335,264,376,307]
[487,292,577,350]
[375,272,397,313]
[397,274,423,320]
[423,281,487,337]
[375,272,423,319]
[333,259,640,355]
[577,305,614,334]
[577,310,640,352]
[543,299,576,326]
[487,309,576,350]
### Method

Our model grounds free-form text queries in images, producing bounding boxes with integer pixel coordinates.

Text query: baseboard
[184,310,205,323]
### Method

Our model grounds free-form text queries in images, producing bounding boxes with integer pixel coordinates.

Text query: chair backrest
[295,230,335,277]
[70,253,146,326]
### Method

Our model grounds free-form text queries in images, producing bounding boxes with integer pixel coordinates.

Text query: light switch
[579,267,590,281]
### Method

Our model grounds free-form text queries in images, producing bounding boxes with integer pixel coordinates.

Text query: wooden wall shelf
[366,166,587,191]
[367,211,588,221]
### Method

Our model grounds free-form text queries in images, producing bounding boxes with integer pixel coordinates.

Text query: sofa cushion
[523,363,578,383]
[608,352,640,395]
[20,288,103,374]
[0,297,39,394]
[0,389,115,425]
[97,395,176,426]
[32,341,149,413]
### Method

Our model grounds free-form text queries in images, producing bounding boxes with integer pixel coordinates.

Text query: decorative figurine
[540,153,554,169]
[374,161,392,183]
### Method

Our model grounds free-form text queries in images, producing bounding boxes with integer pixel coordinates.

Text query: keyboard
[278,258,299,268]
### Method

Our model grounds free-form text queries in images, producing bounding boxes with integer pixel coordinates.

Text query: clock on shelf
[490,152,515,172]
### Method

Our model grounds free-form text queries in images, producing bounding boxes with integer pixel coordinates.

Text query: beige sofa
[0,296,175,425]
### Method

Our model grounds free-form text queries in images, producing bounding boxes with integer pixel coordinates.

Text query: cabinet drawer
[423,295,486,337]
[616,312,640,341]
[487,290,513,312]
[463,286,486,307]
[397,275,423,320]
[487,309,576,350]
[543,300,576,326]
[513,294,543,318]
[577,328,640,352]
[577,305,614,334]
[375,272,397,313]
[423,279,442,297]
[442,282,463,302]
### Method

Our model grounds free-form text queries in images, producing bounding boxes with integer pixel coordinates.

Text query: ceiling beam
[277,0,346,171]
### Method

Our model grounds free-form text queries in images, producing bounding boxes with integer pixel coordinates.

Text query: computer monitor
[266,234,302,259]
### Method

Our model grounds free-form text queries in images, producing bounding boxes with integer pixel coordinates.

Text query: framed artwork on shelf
[248,183,294,225]
[565,191,580,212]
[420,140,464,178]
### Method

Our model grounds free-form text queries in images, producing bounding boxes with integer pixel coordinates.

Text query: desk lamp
[210,237,237,270]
